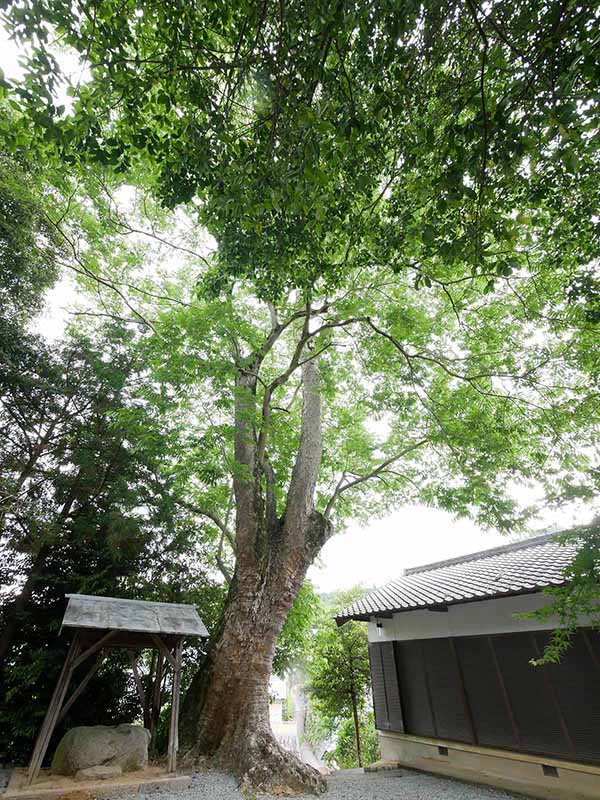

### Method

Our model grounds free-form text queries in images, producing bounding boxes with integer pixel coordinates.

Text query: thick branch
[282,360,323,543]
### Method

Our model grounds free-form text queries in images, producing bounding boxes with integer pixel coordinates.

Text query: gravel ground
[153,769,524,800]
[0,767,524,799]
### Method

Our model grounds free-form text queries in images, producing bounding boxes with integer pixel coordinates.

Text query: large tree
[2,0,600,792]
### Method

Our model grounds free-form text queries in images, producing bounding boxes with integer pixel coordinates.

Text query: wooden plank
[582,628,600,674]
[167,639,183,773]
[487,635,522,749]
[530,633,577,759]
[368,643,389,730]
[128,651,147,715]
[27,634,81,786]
[58,653,104,723]
[7,767,192,799]
[419,639,438,737]
[72,630,118,669]
[150,651,164,752]
[151,634,177,669]
[449,637,478,745]
[63,595,208,637]
[381,642,404,733]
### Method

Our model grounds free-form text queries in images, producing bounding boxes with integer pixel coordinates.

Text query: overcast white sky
[3,21,593,596]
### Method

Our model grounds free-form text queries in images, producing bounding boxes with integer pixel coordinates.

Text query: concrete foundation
[373,732,600,800]
[4,767,192,800]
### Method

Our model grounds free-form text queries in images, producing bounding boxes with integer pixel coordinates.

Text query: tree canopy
[1,0,600,790]
[2,0,600,298]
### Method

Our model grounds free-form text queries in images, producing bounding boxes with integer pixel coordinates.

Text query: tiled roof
[335,532,580,624]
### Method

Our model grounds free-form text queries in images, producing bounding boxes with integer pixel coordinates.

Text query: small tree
[308,592,372,768]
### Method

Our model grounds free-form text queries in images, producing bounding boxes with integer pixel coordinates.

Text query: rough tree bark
[180,358,332,794]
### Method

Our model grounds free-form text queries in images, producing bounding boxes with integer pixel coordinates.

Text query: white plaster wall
[366,592,581,642]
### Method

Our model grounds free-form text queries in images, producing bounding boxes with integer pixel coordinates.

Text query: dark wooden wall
[369,628,600,765]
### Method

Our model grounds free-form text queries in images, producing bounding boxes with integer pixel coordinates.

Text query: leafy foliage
[2,1,600,300]
[0,322,226,763]
[525,522,600,665]
[0,5,599,776]
[273,582,320,677]
[329,712,379,770]
[0,151,61,324]
[306,589,374,767]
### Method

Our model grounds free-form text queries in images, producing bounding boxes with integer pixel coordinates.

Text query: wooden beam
[150,651,164,753]
[487,636,522,749]
[27,634,81,786]
[167,639,183,773]
[449,637,477,745]
[128,651,148,720]
[72,630,118,669]
[530,633,577,760]
[419,640,438,737]
[58,652,104,723]
[151,634,177,669]
[582,628,600,674]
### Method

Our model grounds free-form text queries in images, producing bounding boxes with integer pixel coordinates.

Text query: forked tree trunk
[180,360,331,793]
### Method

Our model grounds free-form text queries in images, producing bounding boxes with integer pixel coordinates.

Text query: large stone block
[51,725,150,776]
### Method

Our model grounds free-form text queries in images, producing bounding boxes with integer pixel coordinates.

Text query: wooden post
[530,633,577,759]
[487,636,522,749]
[449,637,478,745]
[150,650,164,754]
[128,650,149,728]
[58,651,105,724]
[167,639,183,773]
[27,633,81,786]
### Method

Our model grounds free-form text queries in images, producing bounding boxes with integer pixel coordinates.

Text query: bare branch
[324,438,430,518]
[176,499,236,552]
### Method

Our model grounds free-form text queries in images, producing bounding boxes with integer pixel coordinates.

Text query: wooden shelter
[26,594,208,786]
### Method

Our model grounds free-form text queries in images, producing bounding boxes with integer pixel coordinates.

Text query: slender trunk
[349,686,363,768]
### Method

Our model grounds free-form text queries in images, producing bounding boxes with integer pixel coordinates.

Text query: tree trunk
[180,360,331,793]
[349,687,363,768]
[181,514,329,793]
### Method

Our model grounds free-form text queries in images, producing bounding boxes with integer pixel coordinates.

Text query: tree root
[215,728,327,796]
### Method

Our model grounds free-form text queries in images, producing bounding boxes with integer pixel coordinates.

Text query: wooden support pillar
[58,651,105,724]
[167,638,183,774]
[150,650,164,754]
[530,633,577,759]
[128,650,149,728]
[27,633,81,786]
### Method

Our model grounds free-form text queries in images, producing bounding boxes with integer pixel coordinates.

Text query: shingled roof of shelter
[336,532,580,624]
[62,594,209,638]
